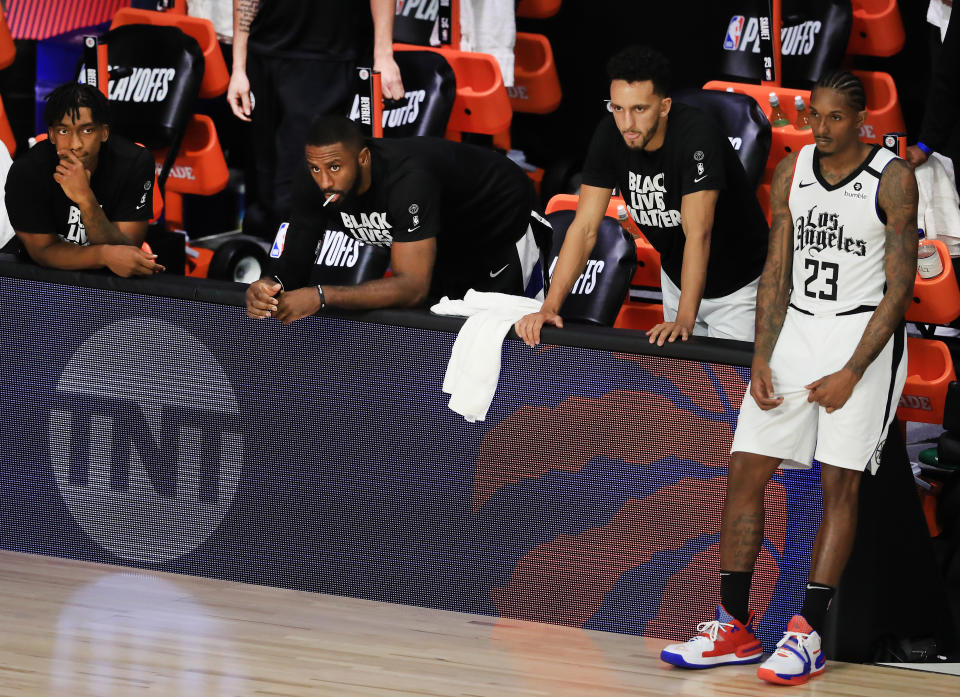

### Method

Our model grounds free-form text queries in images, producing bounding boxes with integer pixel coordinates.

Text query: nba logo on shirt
[723,16,745,50]
[270,222,289,258]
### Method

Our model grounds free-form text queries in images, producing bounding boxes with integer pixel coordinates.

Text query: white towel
[0,141,13,250]
[915,155,960,256]
[927,0,953,42]
[459,0,516,87]
[431,289,542,422]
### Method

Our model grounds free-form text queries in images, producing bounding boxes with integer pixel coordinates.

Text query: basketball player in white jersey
[660,71,918,685]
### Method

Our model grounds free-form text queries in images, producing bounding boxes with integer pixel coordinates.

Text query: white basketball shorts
[661,270,759,342]
[731,306,907,474]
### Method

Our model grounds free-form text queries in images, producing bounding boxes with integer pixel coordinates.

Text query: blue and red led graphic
[0,277,821,654]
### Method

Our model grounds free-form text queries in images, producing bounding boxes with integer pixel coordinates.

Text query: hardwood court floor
[0,550,956,697]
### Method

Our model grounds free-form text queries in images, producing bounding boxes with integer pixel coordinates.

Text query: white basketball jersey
[789,144,898,315]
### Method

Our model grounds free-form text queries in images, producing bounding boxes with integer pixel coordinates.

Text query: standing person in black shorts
[245,115,549,323]
[515,45,768,346]
[4,83,163,277]
[228,0,404,239]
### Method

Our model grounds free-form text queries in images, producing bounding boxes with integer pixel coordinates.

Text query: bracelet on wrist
[916,141,932,156]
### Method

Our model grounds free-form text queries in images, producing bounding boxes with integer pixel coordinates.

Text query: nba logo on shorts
[723,16,745,50]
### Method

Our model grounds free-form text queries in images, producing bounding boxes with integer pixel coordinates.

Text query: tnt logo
[48,318,243,564]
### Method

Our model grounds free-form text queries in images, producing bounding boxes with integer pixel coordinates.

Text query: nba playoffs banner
[719,0,852,85]
[0,274,822,651]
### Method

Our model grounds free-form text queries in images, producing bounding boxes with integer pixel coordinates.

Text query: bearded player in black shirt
[516,45,768,346]
[4,83,163,277]
[246,115,550,324]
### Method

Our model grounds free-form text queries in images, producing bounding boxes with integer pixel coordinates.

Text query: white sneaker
[757,615,826,685]
[660,605,763,669]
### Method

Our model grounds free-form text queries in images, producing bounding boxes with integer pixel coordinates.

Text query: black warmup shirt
[5,136,154,246]
[581,103,768,298]
[269,137,538,291]
[248,0,373,60]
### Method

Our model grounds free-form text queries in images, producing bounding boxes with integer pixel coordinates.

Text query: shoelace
[693,620,732,643]
[775,631,810,656]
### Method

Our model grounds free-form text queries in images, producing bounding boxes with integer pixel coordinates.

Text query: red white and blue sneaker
[757,615,826,685]
[660,605,764,668]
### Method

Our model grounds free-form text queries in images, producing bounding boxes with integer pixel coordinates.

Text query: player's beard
[322,159,364,209]
[623,118,661,150]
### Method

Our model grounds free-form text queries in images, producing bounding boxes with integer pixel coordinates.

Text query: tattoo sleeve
[754,153,798,363]
[235,0,260,35]
[843,160,918,377]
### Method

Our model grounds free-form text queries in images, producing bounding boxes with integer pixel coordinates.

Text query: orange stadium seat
[545,194,663,332]
[516,0,562,19]
[93,22,229,231]
[847,0,905,57]
[852,70,906,143]
[0,8,15,70]
[545,193,662,289]
[393,1,511,137]
[393,45,512,137]
[510,33,561,115]
[155,114,229,197]
[898,338,956,425]
[613,301,664,332]
[111,7,229,99]
[906,239,960,327]
[705,74,905,185]
[898,241,960,425]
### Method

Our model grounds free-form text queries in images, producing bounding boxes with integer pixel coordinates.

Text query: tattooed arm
[749,153,797,410]
[805,159,918,413]
[227,0,260,121]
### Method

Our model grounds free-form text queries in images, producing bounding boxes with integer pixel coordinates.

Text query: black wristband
[316,284,326,310]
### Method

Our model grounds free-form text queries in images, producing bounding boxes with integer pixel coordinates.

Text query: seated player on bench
[4,83,163,277]
[246,115,550,324]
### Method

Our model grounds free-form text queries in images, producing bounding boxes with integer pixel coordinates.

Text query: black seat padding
[386,51,456,137]
[393,4,441,46]
[349,51,456,138]
[98,24,204,151]
[547,210,636,326]
[672,88,771,192]
[716,0,852,86]
[93,24,204,192]
[309,229,391,286]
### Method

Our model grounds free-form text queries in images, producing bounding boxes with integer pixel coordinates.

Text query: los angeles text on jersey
[794,205,866,256]
[626,171,681,228]
[340,211,393,246]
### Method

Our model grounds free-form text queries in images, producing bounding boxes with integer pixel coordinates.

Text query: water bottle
[616,204,637,238]
[917,229,944,279]
[768,92,790,127]
[794,95,811,130]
